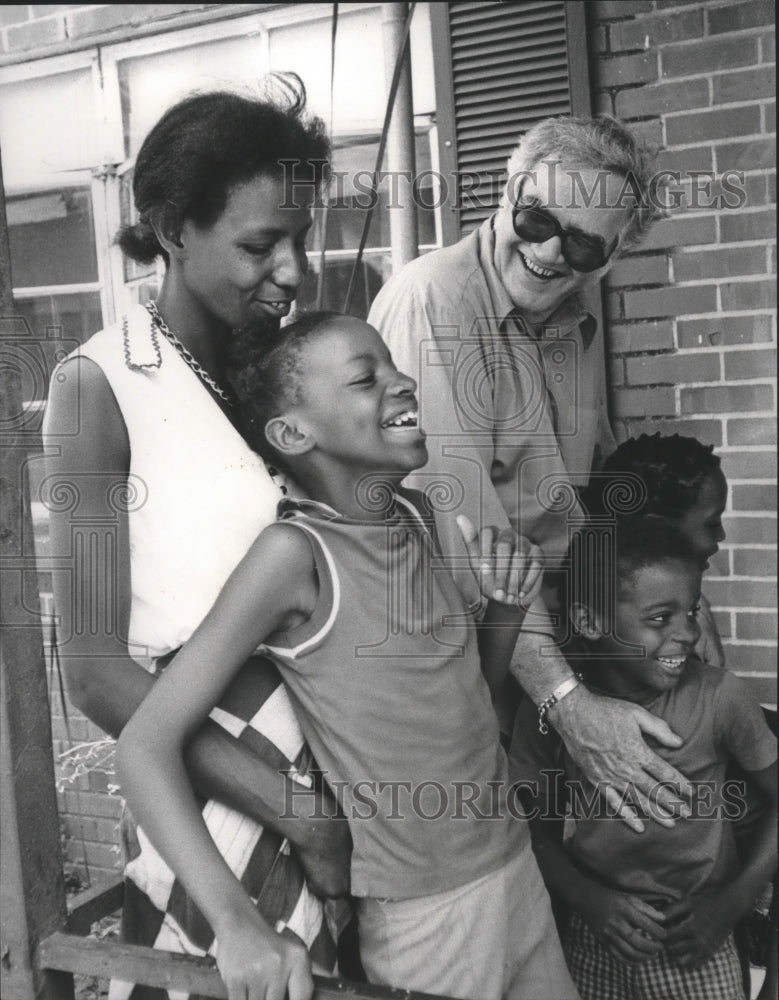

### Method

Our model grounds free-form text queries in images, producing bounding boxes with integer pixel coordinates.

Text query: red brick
[621,417,723,448]
[66,4,208,38]
[606,254,670,288]
[722,515,777,545]
[63,790,123,819]
[611,8,704,51]
[761,31,776,62]
[6,14,65,50]
[706,578,776,607]
[0,6,29,27]
[729,172,772,209]
[728,416,778,446]
[681,384,774,414]
[673,245,767,281]
[608,320,675,354]
[714,66,776,104]
[605,290,623,323]
[712,609,733,638]
[732,484,778,510]
[615,78,710,120]
[736,611,778,640]
[639,214,717,251]
[593,92,614,116]
[626,352,720,385]
[592,0,654,18]
[613,386,676,418]
[726,645,779,675]
[80,841,122,871]
[721,279,777,312]
[597,50,659,87]
[623,284,718,319]
[666,106,762,146]
[720,208,777,242]
[720,450,777,481]
[733,674,777,707]
[656,146,715,176]
[708,0,775,34]
[677,315,774,348]
[716,138,775,171]
[724,348,778,380]
[629,119,664,148]
[763,100,776,135]
[662,36,760,77]
[734,549,778,578]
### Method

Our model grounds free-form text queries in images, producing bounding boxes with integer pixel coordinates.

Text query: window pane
[15,291,103,376]
[312,131,436,252]
[0,69,97,190]
[296,253,389,320]
[119,35,265,158]
[7,189,98,287]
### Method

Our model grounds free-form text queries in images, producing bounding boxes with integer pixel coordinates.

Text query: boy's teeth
[657,656,686,667]
[384,410,418,428]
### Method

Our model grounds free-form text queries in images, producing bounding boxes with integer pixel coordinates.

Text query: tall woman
[43,79,347,1000]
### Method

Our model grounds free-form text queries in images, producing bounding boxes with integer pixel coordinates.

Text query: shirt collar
[479,215,596,346]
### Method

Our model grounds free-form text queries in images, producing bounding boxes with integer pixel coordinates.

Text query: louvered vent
[449,1,573,233]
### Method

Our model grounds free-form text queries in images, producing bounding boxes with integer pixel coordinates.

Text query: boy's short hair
[585,433,721,520]
[225,310,341,464]
[565,515,701,629]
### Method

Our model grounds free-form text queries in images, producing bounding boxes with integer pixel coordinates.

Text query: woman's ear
[571,602,603,641]
[264,415,313,458]
[148,206,186,260]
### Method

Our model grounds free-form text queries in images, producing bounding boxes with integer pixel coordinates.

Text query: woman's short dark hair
[116,73,330,265]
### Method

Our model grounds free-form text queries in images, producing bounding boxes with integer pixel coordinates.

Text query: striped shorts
[565,909,745,1000]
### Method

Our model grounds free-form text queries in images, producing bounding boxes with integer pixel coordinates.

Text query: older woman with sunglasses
[368,115,698,834]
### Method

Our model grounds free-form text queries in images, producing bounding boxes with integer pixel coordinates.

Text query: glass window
[7,189,98,287]
[119,34,265,159]
[0,68,97,191]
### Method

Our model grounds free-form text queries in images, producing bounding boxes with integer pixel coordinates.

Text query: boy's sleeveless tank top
[263,493,525,900]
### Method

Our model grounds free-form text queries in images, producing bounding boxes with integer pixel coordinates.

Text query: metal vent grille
[448,1,573,232]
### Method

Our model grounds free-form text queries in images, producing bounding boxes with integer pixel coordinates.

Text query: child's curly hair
[585,433,721,519]
[225,310,341,465]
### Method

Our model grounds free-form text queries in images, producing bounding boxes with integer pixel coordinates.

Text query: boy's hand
[581,886,666,964]
[663,889,734,968]
[456,515,544,607]
[215,909,313,1000]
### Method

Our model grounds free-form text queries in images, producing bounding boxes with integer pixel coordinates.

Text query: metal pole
[381,2,418,271]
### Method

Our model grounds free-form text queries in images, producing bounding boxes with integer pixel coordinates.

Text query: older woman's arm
[44,357,349,896]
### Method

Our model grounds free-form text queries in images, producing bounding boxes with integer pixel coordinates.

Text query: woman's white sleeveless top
[68,303,281,664]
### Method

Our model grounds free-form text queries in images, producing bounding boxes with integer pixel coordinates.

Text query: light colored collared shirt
[369,217,616,606]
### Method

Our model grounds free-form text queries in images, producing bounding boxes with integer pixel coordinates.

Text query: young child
[116,312,580,1000]
[585,432,728,668]
[509,516,777,1000]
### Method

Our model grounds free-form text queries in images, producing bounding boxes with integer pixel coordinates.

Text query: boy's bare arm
[116,527,320,996]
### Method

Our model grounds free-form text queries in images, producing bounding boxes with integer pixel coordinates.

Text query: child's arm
[115,524,319,1000]
[665,679,778,969]
[455,515,544,702]
[511,701,667,963]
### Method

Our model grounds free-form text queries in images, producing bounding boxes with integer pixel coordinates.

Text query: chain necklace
[144,300,235,406]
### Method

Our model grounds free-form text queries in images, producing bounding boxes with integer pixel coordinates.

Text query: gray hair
[502,114,664,251]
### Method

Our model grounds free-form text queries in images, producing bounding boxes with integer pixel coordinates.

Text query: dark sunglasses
[512,201,619,273]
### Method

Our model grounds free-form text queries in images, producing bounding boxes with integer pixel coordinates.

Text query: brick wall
[0,3,263,56]
[590,0,777,706]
